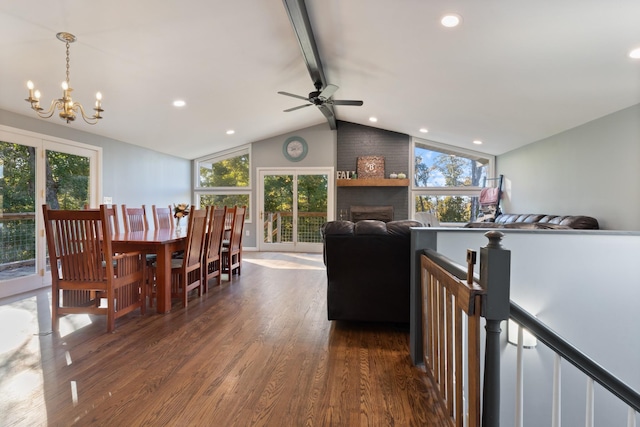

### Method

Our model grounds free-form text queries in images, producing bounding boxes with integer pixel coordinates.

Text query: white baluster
[628,407,636,427]
[552,354,561,427]
[585,378,594,427]
[515,325,524,427]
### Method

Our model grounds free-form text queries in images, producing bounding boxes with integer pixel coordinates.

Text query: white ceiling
[1,1,639,159]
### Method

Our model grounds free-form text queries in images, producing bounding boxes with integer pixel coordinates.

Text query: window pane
[46,150,90,209]
[1,141,36,279]
[200,194,250,220]
[297,174,328,244]
[414,194,480,223]
[414,144,488,188]
[198,152,249,188]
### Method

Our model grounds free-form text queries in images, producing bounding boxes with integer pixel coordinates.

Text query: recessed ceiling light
[419,128,429,133]
[629,47,640,59]
[473,140,483,145]
[441,13,462,28]
[226,130,235,135]
[173,100,186,107]
[369,117,378,123]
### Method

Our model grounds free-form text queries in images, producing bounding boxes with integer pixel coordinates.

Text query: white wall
[497,103,640,230]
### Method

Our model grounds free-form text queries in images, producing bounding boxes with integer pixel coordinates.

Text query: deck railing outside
[0,212,36,279]
[263,211,326,244]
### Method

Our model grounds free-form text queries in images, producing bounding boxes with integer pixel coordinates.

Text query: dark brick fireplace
[350,205,394,222]
[336,121,410,221]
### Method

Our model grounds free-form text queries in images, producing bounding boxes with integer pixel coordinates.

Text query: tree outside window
[413,140,493,223]
[195,147,251,221]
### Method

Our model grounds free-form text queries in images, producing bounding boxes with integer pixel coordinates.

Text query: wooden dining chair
[153,208,207,308]
[105,204,120,234]
[42,204,146,333]
[121,204,149,233]
[203,206,226,290]
[222,205,237,244]
[86,204,120,235]
[222,206,246,279]
[152,204,174,230]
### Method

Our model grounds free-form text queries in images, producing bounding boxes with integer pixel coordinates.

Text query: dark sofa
[464,213,599,229]
[321,219,422,323]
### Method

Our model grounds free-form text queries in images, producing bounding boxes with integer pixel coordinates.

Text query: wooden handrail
[421,251,486,427]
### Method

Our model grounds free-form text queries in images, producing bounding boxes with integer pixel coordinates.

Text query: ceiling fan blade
[319,84,339,99]
[284,104,313,112]
[331,100,364,106]
[278,91,310,101]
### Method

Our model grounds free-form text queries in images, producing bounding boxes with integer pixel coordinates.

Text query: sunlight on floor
[0,297,48,424]
[59,314,94,338]
[243,253,325,270]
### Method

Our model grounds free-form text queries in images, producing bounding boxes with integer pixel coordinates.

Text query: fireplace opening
[350,205,394,223]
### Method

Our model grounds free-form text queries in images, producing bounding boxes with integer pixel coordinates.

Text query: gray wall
[248,122,336,248]
[0,109,191,224]
[497,103,640,230]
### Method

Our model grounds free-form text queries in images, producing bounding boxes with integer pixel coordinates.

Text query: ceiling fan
[278,82,363,112]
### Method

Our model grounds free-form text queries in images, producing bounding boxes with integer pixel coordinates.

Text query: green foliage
[263,175,293,212]
[200,194,250,216]
[199,154,249,187]
[46,150,90,209]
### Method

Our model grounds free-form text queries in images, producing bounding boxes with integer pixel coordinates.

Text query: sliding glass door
[0,127,100,298]
[258,168,334,252]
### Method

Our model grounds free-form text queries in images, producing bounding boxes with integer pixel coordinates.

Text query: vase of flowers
[173,203,190,232]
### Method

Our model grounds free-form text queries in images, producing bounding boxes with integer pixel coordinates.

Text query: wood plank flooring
[0,252,449,426]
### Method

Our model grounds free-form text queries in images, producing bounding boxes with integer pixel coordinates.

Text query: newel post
[480,231,511,427]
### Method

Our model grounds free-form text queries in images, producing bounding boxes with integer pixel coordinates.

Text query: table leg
[155,245,172,313]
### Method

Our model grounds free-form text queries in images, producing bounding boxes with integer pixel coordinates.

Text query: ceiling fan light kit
[25,32,104,125]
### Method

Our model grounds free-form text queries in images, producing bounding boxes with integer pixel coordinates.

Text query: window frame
[411,137,496,225]
[193,145,252,223]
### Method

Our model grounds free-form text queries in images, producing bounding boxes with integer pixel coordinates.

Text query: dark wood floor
[0,252,448,426]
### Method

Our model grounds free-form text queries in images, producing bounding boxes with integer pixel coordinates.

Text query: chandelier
[25,32,104,125]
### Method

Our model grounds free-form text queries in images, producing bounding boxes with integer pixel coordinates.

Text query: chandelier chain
[65,41,71,84]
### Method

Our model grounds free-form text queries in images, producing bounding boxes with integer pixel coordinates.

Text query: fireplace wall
[336,121,410,221]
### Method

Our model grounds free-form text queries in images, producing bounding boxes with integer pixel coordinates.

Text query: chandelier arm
[75,102,101,125]
[32,99,61,119]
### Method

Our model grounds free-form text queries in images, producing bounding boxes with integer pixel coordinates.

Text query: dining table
[111,228,187,314]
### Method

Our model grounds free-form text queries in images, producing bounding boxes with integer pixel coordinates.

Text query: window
[412,138,495,224]
[194,146,251,221]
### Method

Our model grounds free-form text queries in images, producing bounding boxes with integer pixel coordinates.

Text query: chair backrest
[122,204,149,233]
[43,204,115,282]
[105,204,120,234]
[152,204,174,230]
[205,206,226,262]
[183,208,208,270]
[229,206,246,252]
[86,203,120,234]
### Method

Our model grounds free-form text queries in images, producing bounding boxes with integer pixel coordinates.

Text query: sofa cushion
[465,213,599,229]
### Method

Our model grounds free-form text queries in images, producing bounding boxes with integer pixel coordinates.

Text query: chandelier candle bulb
[27,80,35,98]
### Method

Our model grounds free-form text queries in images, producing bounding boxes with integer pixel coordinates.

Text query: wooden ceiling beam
[282,0,337,130]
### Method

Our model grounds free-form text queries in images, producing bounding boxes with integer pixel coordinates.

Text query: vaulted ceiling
[1,1,638,159]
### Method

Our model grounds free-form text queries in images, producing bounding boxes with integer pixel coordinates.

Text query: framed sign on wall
[357,156,385,178]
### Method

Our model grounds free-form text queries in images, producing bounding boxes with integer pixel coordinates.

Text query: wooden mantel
[336,178,410,187]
